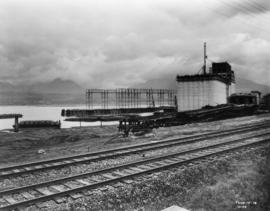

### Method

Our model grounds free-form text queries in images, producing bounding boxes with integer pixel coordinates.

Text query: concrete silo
[176,62,235,111]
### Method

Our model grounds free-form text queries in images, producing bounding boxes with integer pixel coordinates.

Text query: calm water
[0,105,118,130]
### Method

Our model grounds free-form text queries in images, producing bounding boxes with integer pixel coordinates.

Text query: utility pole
[203,42,207,74]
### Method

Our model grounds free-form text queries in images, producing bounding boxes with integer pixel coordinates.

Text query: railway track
[0,130,269,210]
[0,121,269,178]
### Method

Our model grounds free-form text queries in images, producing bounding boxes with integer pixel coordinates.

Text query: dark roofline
[212,61,231,66]
[230,92,259,97]
[176,74,231,84]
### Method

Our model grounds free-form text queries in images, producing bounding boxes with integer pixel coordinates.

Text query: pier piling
[0,114,23,132]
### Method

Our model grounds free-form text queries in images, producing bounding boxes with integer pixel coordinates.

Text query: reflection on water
[0,105,118,130]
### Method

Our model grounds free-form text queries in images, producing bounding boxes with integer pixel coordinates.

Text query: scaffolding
[86,88,176,109]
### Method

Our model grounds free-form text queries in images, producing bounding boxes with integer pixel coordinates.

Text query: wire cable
[203,0,270,34]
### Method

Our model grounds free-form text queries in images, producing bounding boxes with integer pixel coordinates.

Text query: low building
[229,93,258,105]
[250,90,261,104]
[262,94,270,110]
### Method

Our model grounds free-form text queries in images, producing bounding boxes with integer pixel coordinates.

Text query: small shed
[229,93,257,105]
[262,94,270,110]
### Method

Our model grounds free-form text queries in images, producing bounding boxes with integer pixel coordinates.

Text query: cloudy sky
[1,0,270,88]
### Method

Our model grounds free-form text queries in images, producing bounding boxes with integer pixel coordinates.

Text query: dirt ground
[0,113,270,167]
[1,113,270,211]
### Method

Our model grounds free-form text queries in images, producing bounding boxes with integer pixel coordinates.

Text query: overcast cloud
[1,0,270,88]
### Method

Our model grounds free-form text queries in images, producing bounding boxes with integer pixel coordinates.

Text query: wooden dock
[0,114,23,132]
[61,106,176,117]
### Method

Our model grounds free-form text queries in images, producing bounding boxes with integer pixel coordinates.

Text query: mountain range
[0,79,85,105]
[0,78,84,94]
[134,76,270,95]
[0,77,269,105]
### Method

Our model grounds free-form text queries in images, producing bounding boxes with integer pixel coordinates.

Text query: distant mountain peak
[30,79,83,94]
[0,79,84,94]
[133,75,270,95]
[235,78,270,94]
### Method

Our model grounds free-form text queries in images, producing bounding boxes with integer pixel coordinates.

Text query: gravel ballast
[31,144,270,211]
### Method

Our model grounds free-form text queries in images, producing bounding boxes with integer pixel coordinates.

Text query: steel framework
[86,88,176,109]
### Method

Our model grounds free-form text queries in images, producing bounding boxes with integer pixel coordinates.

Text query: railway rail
[0,121,269,178]
[0,131,269,210]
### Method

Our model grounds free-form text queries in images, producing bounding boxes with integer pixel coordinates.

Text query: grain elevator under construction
[63,43,238,116]
[176,61,235,111]
[2,43,267,132]
[80,61,236,113]
[60,43,265,135]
